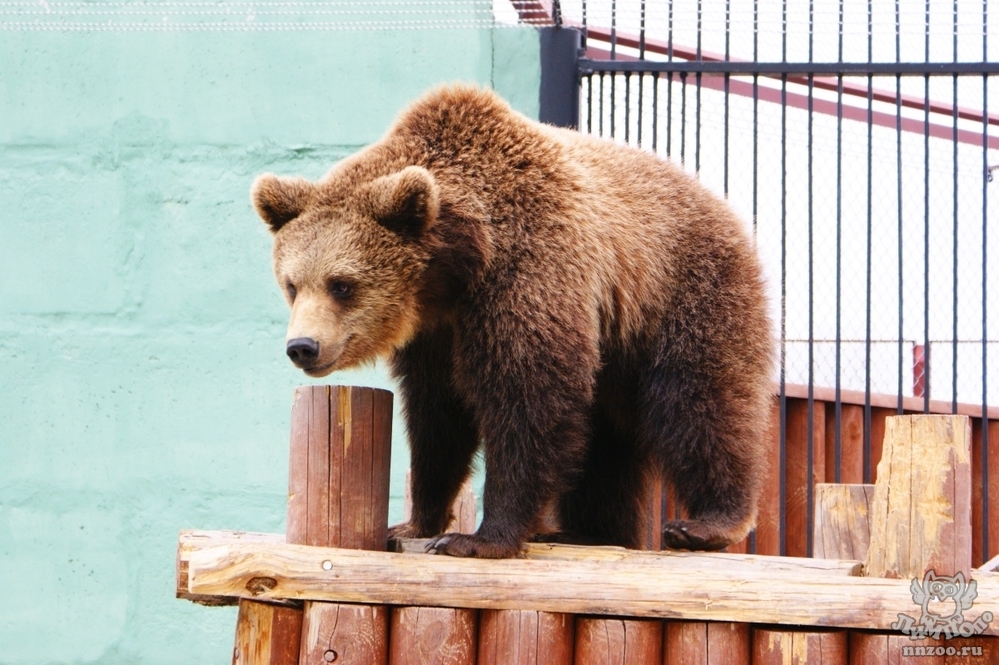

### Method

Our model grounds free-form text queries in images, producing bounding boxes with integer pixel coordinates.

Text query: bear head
[251,165,439,377]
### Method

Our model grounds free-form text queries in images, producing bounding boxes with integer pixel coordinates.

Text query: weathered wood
[299,603,387,665]
[574,616,662,665]
[813,483,875,561]
[972,419,999,567]
[288,386,393,550]
[177,530,286,606]
[664,621,750,665]
[179,533,999,634]
[388,607,477,665]
[284,386,394,665]
[232,600,303,665]
[848,632,947,664]
[866,415,972,579]
[476,610,573,665]
[752,628,847,665]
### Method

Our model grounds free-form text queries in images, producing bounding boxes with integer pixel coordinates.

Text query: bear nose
[286,337,320,367]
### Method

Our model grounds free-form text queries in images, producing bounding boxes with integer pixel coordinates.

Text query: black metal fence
[528,0,999,562]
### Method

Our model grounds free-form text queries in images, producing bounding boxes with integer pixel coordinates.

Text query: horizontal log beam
[177,530,999,634]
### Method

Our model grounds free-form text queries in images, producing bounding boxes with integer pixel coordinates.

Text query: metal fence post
[539,27,582,129]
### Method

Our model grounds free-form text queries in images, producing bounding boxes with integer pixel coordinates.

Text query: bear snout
[286,337,320,367]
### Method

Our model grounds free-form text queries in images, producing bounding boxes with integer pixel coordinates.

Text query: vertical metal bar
[652,72,659,153]
[923,0,932,414]
[835,0,845,483]
[724,0,731,196]
[598,73,605,137]
[637,73,644,148]
[778,0,788,559]
[982,0,991,564]
[951,0,960,412]
[586,74,593,135]
[896,0,905,414]
[680,73,687,167]
[863,0,874,489]
[611,73,617,139]
[610,0,617,60]
[805,0,816,559]
[694,0,703,173]
[639,0,646,60]
[625,73,631,145]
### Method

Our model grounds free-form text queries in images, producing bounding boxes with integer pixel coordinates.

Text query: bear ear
[251,174,314,233]
[367,166,440,238]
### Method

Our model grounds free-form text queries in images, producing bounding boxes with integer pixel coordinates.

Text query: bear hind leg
[643,372,767,552]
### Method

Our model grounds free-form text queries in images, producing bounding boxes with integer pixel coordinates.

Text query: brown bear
[251,84,775,559]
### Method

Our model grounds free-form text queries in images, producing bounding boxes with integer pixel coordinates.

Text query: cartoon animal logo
[892,570,993,640]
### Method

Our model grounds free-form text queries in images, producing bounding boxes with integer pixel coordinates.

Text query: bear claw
[425,532,522,559]
[662,520,732,551]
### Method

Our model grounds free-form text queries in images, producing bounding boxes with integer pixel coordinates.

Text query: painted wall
[0,15,539,665]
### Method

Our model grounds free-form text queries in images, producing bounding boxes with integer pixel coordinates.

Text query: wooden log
[178,530,286,606]
[664,620,750,665]
[388,607,477,665]
[286,386,394,665]
[233,601,303,665]
[476,610,573,665]
[574,616,662,665]
[865,415,972,579]
[813,483,874,561]
[180,533,999,634]
[287,385,393,549]
[299,604,388,665]
[752,627,847,665]
[848,632,946,664]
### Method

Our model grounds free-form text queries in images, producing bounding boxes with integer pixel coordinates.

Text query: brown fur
[252,85,775,558]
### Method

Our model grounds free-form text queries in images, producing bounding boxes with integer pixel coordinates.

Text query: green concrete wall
[0,15,539,664]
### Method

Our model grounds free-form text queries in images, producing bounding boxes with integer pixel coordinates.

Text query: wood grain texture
[178,532,999,634]
[664,621,750,665]
[972,420,999,567]
[476,610,573,665]
[232,600,303,665]
[573,616,662,665]
[300,602,388,665]
[866,415,972,579]
[786,398,827,557]
[812,484,874,561]
[825,403,865,485]
[389,607,478,665]
[751,628,847,665]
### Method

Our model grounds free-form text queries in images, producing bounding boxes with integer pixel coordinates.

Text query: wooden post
[812,483,874,561]
[477,610,573,665]
[664,621,750,665]
[233,601,303,665]
[574,616,662,665]
[287,386,394,665]
[865,415,972,579]
[389,607,477,665]
[392,476,478,665]
[751,628,847,665]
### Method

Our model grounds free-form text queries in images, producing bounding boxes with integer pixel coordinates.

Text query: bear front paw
[662,519,734,551]
[388,521,435,541]
[425,533,523,559]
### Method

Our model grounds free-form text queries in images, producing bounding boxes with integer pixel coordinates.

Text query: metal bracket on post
[539,26,582,130]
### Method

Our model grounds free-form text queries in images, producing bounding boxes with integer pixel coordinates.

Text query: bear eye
[328,279,355,301]
[285,282,297,302]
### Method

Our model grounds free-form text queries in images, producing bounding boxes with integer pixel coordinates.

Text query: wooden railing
[177,385,999,664]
